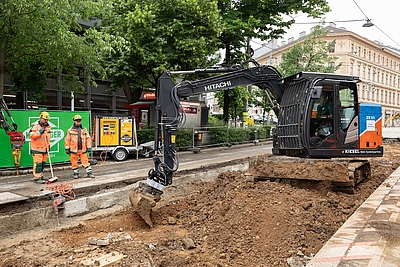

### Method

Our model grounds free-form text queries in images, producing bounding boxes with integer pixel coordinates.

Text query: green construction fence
[0,110,90,169]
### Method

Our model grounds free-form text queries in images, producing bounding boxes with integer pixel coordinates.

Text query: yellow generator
[93,116,139,161]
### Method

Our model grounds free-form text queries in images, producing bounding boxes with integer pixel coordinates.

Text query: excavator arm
[130,61,284,226]
[384,113,400,127]
[0,97,25,174]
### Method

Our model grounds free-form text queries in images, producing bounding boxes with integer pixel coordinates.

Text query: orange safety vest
[30,122,51,154]
[64,125,91,153]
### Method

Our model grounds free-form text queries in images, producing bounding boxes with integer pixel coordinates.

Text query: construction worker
[29,111,51,184]
[64,114,95,179]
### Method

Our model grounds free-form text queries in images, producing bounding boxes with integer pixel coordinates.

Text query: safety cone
[389,158,393,167]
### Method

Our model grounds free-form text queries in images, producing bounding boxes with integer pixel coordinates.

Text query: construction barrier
[0,110,90,169]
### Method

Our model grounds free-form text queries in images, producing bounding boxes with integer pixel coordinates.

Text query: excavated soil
[1,142,400,267]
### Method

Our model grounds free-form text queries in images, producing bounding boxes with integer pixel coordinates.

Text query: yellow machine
[384,113,400,127]
[93,116,139,161]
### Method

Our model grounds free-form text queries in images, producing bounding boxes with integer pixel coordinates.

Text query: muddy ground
[1,142,399,267]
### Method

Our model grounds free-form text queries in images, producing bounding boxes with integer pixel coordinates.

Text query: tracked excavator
[0,97,25,174]
[384,113,400,127]
[130,60,383,226]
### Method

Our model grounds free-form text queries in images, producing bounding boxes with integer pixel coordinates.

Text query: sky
[252,0,400,50]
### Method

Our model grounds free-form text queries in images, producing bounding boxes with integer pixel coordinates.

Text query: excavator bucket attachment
[129,182,162,227]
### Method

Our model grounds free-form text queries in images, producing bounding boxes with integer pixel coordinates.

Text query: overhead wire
[155,0,400,54]
[352,0,400,48]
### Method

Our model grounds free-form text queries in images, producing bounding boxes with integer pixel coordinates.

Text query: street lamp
[363,19,374,27]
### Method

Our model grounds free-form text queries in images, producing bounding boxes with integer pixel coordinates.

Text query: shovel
[45,135,58,183]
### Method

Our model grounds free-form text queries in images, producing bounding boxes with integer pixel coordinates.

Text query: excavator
[0,97,25,174]
[384,113,400,127]
[130,60,383,226]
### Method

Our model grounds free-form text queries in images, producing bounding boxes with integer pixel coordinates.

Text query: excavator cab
[273,72,383,158]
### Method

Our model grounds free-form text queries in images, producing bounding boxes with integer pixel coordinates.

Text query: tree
[0,0,106,98]
[99,0,222,104]
[217,0,331,122]
[215,86,248,123]
[248,87,276,123]
[277,25,341,77]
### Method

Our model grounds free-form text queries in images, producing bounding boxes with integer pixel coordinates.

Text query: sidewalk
[0,142,272,202]
[308,166,400,267]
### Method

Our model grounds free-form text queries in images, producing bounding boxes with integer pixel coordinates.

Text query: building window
[373,53,376,62]
[368,51,371,60]
[357,64,361,76]
[349,62,353,75]
[368,68,371,80]
[362,65,366,79]
[350,43,354,53]
[389,92,392,104]
[376,89,380,102]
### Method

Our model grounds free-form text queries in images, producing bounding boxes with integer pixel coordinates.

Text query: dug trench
[0,142,399,267]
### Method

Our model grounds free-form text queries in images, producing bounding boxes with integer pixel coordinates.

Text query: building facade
[255,24,400,126]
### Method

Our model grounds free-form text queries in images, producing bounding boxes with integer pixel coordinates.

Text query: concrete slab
[0,192,28,205]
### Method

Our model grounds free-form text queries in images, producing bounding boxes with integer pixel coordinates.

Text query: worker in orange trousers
[64,114,95,179]
[29,111,51,184]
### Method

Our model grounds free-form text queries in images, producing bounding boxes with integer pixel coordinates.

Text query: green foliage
[217,0,330,65]
[137,127,155,145]
[208,115,226,126]
[0,0,107,96]
[248,87,277,121]
[215,86,249,120]
[138,125,274,150]
[176,129,192,149]
[99,0,222,103]
[209,126,229,145]
[8,63,48,102]
[277,26,342,77]
[217,0,330,122]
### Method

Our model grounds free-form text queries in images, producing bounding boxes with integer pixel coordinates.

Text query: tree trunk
[122,80,143,104]
[122,80,134,104]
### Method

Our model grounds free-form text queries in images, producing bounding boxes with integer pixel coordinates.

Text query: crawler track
[251,156,371,193]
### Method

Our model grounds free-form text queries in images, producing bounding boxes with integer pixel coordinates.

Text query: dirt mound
[0,143,399,267]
